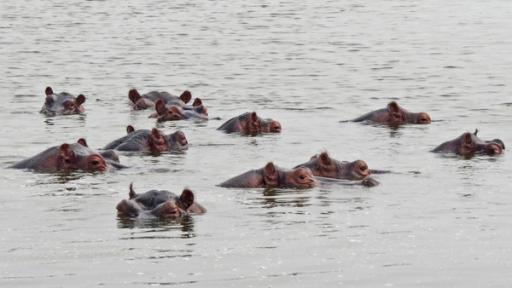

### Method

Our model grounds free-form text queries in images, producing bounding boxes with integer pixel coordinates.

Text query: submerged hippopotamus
[40,87,86,116]
[10,139,123,173]
[219,162,316,189]
[103,126,188,154]
[432,129,505,157]
[217,112,282,135]
[294,152,379,187]
[151,99,208,122]
[128,88,192,110]
[116,183,206,218]
[353,101,431,125]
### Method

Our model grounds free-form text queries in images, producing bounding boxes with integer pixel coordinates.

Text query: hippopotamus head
[353,101,431,126]
[167,130,189,151]
[219,162,316,189]
[298,152,370,180]
[433,129,505,157]
[386,101,431,125]
[11,139,121,173]
[42,87,86,116]
[116,183,203,218]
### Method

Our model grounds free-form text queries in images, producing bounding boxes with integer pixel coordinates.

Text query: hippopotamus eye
[91,160,100,166]
[299,174,306,180]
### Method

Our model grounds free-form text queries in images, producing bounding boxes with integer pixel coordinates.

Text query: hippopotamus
[353,101,431,125]
[151,99,208,122]
[219,162,316,189]
[103,126,188,154]
[128,88,192,110]
[116,183,206,218]
[10,138,123,173]
[40,87,86,116]
[217,112,282,135]
[432,129,505,157]
[294,152,379,187]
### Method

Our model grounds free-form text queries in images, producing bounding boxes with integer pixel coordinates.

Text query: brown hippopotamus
[353,101,431,126]
[40,86,86,116]
[151,99,208,122]
[128,88,192,110]
[217,112,282,135]
[103,126,188,154]
[294,152,379,186]
[10,139,124,173]
[432,129,505,157]
[219,162,316,189]
[116,183,206,218]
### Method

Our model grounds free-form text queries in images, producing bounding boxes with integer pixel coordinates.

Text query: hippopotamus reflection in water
[10,139,124,173]
[353,101,431,126]
[217,112,281,135]
[150,99,208,122]
[116,183,206,218]
[103,126,188,154]
[219,162,316,189]
[40,87,86,116]
[128,88,192,110]
[295,152,379,187]
[432,129,505,157]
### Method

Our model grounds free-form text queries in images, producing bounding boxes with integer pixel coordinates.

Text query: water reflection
[260,188,311,208]
[117,214,195,236]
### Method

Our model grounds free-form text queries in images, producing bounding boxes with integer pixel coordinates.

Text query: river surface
[1,0,512,287]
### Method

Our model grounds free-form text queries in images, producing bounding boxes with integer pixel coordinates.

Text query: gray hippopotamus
[432,129,505,157]
[40,87,86,116]
[217,112,282,135]
[128,88,192,110]
[10,139,123,173]
[116,183,206,218]
[151,99,208,122]
[219,162,316,189]
[294,152,379,187]
[353,101,431,126]
[103,126,188,154]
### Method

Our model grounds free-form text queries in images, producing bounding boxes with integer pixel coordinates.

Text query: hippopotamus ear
[128,89,141,104]
[263,162,279,184]
[150,128,162,139]
[179,188,195,210]
[76,94,86,106]
[77,138,88,147]
[180,90,192,104]
[319,152,332,166]
[192,98,203,107]
[129,183,136,199]
[387,101,400,113]
[58,143,74,160]
[250,112,258,122]
[462,132,473,145]
[126,125,135,134]
[155,99,167,115]
[45,86,54,96]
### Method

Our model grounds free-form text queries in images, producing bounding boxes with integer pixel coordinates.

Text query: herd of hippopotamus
[10,87,506,219]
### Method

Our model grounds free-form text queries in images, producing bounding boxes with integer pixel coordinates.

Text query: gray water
[1,0,512,287]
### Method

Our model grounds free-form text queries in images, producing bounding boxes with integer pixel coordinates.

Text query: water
[1,0,512,286]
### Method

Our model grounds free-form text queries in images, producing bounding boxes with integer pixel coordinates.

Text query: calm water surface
[1,0,512,287]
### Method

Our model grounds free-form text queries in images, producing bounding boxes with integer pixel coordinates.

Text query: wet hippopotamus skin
[150,99,209,122]
[40,87,86,116]
[217,112,282,135]
[432,129,505,157]
[103,126,188,154]
[10,139,123,173]
[294,152,379,187]
[353,101,431,125]
[116,183,206,218]
[128,88,192,110]
[219,162,316,189]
